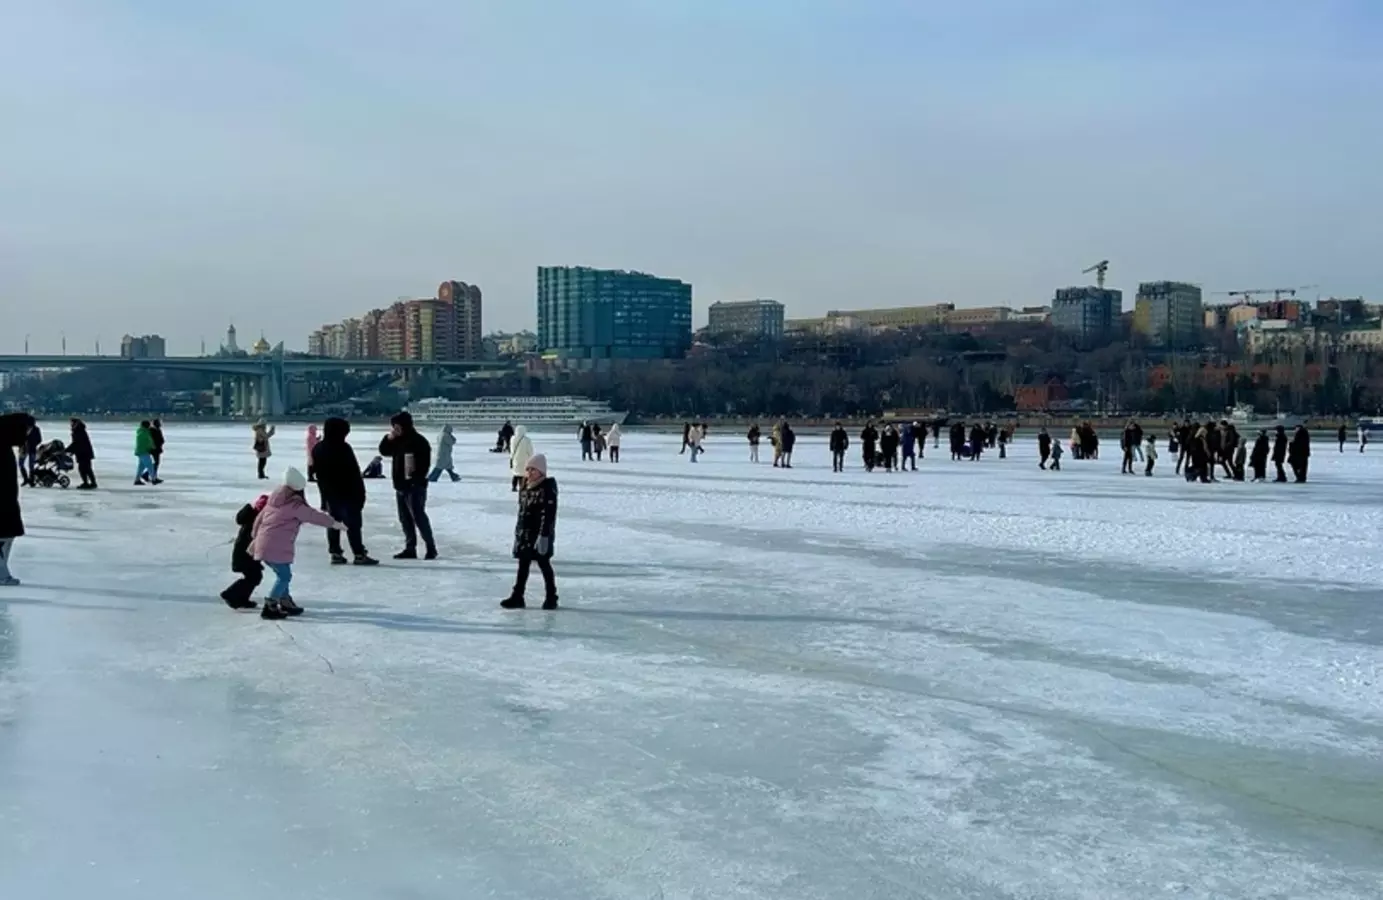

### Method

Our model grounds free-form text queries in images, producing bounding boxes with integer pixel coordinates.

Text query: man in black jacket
[1,413,35,585]
[379,411,437,560]
[313,417,378,566]
[829,423,849,472]
[69,418,97,489]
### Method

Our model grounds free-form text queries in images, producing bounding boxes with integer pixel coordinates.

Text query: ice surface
[3,423,1383,899]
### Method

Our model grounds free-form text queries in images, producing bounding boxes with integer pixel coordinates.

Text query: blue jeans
[689,445,701,462]
[266,562,293,599]
[135,454,156,481]
[427,466,458,482]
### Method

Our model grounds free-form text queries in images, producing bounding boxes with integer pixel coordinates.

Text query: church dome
[251,336,272,355]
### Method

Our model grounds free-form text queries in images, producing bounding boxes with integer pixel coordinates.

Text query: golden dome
[251,336,272,355]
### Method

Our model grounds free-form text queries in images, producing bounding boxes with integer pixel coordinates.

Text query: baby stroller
[31,439,75,489]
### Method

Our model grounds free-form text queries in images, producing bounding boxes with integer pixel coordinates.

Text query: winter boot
[353,553,379,566]
[330,552,349,565]
[260,600,288,620]
[542,595,559,611]
[278,596,304,617]
[394,547,417,560]
[220,586,257,610]
[500,595,526,609]
[424,545,438,561]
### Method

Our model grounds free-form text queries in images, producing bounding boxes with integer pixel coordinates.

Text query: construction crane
[1082,260,1110,289]
[1213,285,1319,303]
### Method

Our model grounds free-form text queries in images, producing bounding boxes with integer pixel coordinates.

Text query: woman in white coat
[509,425,534,492]
[606,423,622,463]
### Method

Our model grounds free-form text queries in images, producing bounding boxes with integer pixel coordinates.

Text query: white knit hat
[284,466,308,491]
[527,453,548,475]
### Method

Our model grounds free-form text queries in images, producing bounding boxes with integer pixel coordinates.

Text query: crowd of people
[0,411,1364,613]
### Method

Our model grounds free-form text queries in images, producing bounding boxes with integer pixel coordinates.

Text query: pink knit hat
[527,453,548,475]
[252,494,269,512]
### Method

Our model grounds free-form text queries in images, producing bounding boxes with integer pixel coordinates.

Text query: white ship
[1226,402,1300,431]
[407,395,628,428]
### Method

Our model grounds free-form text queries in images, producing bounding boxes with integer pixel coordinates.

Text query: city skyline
[3,1,1381,355]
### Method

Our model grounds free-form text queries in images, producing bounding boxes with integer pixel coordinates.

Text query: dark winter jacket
[1038,432,1052,455]
[1272,428,1288,463]
[151,425,166,454]
[830,427,849,452]
[861,425,878,450]
[378,412,431,491]
[24,424,41,455]
[231,503,261,573]
[1289,427,1311,463]
[881,429,900,456]
[780,425,796,453]
[513,477,558,559]
[748,425,761,445]
[69,422,95,463]
[1,413,35,539]
[313,417,366,510]
[1250,434,1270,468]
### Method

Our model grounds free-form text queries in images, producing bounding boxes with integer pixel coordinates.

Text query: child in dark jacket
[221,494,268,610]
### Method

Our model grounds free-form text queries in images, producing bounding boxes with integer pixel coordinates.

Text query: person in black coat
[501,453,558,610]
[1,413,35,585]
[221,496,266,609]
[861,422,879,471]
[1249,430,1270,482]
[69,418,97,489]
[1289,424,1311,483]
[313,417,378,565]
[379,411,436,560]
[829,422,849,472]
[880,425,900,472]
[1271,425,1289,482]
[1037,428,1052,469]
[18,421,40,487]
[150,419,166,477]
[779,422,796,468]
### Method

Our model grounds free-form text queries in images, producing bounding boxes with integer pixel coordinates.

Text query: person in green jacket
[134,420,161,485]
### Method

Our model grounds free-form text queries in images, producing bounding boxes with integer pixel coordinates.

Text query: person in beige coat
[508,425,534,492]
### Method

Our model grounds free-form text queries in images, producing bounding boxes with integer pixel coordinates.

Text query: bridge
[0,344,514,416]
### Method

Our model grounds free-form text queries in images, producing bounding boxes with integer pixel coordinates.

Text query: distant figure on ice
[252,419,276,480]
[931,421,941,450]
[1360,424,1369,453]
[861,421,879,471]
[428,424,460,482]
[379,411,437,560]
[1143,435,1158,476]
[221,494,267,610]
[499,420,515,453]
[1121,422,1137,474]
[150,419,166,478]
[362,456,385,479]
[997,426,1009,459]
[18,421,40,487]
[134,420,162,485]
[901,422,918,470]
[251,467,345,620]
[778,422,796,468]
[1069,425,1082,461]
[771,422,783,467]
[747,423,761,463]
[880,424,899,472]
[593,423,607,461]
[314,417,378,566]
[680,422,691,455]
[305,424,320,481]
[968,424,985,461]
[606,423,622,463]
[1249,429,1270,482]
[1048,439,1062,471]
[1037,427,1052,469]
[578,421,594,462]
[687,423,704,462]
[509,425,534,492]
[949,422,965,461]
[0,413,35,585]
[69,418,97,489]
[830,422,849,472]
[1338,423,1348,453]
[1289,425,1311,483]
[501,453,559,610]
[1220,423,1241,480]
[1272,425,1289,482]
[1232,437,1247,482]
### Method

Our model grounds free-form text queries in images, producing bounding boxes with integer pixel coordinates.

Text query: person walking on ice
[251,467,345,620]
[606,422,622,463]
[313,417,379,566]
[379,411,438,560]
[305,424,321,482]
[134,420,162,485]
[501,453,559,610]
[1144,435,1158,476]
[428,424,460,482]
[0,413,35,586]
[509,425,533,492]
[252,419,276,480]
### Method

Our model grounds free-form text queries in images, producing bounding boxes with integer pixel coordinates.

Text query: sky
[1,0,1381,355]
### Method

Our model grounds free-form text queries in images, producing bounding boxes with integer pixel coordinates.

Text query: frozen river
[3,423,1383,899]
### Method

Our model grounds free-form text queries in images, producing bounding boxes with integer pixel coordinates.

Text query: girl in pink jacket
[251,467,342,620]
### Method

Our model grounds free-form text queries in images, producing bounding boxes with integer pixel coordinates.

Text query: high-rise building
[120,334,167,359]
[537,266,693,361]
[440,281,483,360]
[1133,281,1203,349]
[707,299,785,338]
[307,329,326,357]
[360,309,384,359]
[404,299,454,361]
[1052,287,1120,346]
[379,303,406,361]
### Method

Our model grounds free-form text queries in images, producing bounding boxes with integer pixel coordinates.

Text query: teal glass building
[536,266,693,361]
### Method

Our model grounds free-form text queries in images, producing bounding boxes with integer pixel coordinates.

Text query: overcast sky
[2,0,1380,355]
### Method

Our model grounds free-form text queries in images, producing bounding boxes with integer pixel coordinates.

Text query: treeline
[544,325,1383,418]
